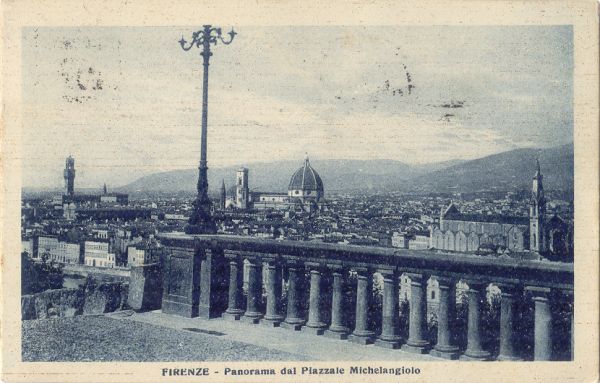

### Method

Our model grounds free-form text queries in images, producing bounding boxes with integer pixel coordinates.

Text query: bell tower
[64,155,75,196]
[236,168,249,209]
[529,159,546,253]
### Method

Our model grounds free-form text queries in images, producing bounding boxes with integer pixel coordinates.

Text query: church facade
[430,160,572,257]
[430,205,530,252]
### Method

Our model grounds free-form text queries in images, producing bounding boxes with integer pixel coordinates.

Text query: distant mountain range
[404,143,573,193]
[113,143,573,195]
[406,143,574,192]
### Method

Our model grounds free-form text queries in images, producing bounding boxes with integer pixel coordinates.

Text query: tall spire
[220,179,227,209]
[534,158,541,178]
[304,152,309,165]
[532,159,544,200]
[530,158,546,253]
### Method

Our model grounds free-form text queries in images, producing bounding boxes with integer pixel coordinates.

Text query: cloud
[21,26,573,188]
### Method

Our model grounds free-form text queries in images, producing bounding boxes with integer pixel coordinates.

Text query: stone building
[430,205,529,253]
[287,155,324,207]
[64,155,75,196]
[430,160,572,257]
[233,155,325,213]
[60,155,129,220]
[37,235,82,264]
[391,232,409,249]
[127,241,162,267]
[22,237,35,257]
[408,231,430,250]
[84,240,116,268]
[235,168,250,209]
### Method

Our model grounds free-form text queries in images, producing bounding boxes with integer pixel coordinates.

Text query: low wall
[22,281,129,320]
[22,288,84,320]
[63,263,130,280]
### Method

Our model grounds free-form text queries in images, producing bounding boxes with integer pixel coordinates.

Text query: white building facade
[84,240,115,268]
[37,236,81,264]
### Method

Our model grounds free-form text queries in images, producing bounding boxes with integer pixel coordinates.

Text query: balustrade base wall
[349,333,375,345]
[302,325,326,335]
[459,350,492,361]
[280,321,305,331]
[324,329,349,340]
[430,346,461,360]
[198,306,225,319]
[241,315,263,324]
[162,300,198,318]
[222,311,243,321]
[374,338,402,349]
[401,342,431,354]
[496,354,523,361]
[260,317,283,327]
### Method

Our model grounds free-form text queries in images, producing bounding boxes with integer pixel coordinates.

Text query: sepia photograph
[1,1,598,382]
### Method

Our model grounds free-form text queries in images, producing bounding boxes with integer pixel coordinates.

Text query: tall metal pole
[180,25,236,234]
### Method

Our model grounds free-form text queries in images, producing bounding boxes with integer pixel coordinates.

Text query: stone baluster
[349,269,375,344]
[430,276,460,359]
[375,270,402,349]
[303,265,327,335]
[241,257,263,324]
[528,287,553,361]
[401,273,431,354]
[460,281,491,360]
[563,289,574,361]
[222,255,244,320]
[325,267,350,340]
[496,283,522,361]
[261,260,284,327]
[281,262,306,330]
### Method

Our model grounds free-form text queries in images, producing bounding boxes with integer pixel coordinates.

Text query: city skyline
[22,26,573,188]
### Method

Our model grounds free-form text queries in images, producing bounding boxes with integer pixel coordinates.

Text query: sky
[21,26,573,188]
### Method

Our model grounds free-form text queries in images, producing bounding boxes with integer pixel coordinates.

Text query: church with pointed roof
[430,160,572,259]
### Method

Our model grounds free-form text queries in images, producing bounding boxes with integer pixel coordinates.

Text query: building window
[431,290,436,300]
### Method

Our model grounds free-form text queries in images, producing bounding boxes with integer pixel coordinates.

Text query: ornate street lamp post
[179,25,236,234]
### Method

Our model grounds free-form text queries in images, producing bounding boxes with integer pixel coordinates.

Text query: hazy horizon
[21,141,574,192]
[22,26,573,188]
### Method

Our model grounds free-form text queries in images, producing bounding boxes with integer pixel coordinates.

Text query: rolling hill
[116,142,573,195]
[117,159,458,195]
[405,143,573,193]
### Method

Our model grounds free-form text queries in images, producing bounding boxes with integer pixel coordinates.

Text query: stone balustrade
[158,233,574,361]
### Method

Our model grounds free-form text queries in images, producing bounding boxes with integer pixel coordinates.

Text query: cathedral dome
[288,156,324,199]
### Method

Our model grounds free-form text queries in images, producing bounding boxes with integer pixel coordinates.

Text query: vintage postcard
[1,1,598,382]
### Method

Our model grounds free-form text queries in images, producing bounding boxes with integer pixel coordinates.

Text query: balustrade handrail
[158,233,573,290]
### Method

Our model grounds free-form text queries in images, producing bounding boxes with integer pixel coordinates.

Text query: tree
[21,251,64,295]
[21,252,38,295]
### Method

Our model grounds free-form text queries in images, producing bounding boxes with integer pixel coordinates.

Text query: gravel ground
[22,315,309,362]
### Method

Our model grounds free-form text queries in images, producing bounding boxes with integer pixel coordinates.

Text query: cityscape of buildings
[21,153,574,274]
